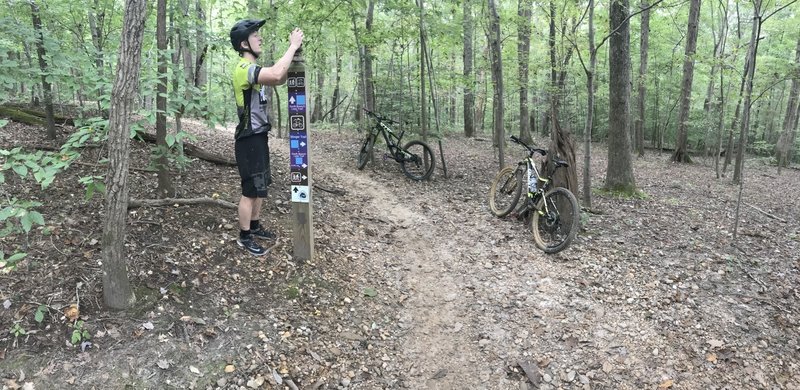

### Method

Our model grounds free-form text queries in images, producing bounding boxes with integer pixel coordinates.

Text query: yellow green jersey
[232,57,271,140]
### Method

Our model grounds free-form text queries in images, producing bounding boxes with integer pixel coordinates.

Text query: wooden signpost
[287,48,314,260]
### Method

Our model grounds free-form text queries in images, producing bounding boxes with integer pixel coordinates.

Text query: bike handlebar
[509,135,547,156]
[363,107,398,124]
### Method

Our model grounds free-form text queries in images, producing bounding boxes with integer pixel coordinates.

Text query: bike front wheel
[531,187,579,253]
[400,140,435,181]
[356,134,375,170]
[488,166,523,217]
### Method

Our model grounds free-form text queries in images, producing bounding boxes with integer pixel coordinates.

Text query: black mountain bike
[488,135,579,253]
[357,108,435,181]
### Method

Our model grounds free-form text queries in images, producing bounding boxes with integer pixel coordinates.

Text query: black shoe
[251,227,276,240]
[237,235,267,256]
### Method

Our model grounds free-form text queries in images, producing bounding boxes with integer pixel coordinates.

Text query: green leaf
[21,212,33,233]
[28,211,44,226]
[12,164,28,177]
[35,305,46,323]
[362,287,378,297]
[7,252,26,263]
[71,329,81,344]
[0,207,17,221]
[166,134,175,147]
[0,119,8,128]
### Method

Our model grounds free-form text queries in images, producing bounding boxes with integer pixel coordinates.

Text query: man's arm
[257,28,304,86]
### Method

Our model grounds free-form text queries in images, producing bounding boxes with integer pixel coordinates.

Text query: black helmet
[230,19,266,56]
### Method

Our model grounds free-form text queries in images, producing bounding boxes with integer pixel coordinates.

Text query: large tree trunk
[517,0,533,144]
[733,2,762,184]
[634,0,650,157]
[30,1,56,140]
[777,36,800,173]
[606,0,637,192]
[671,0,701,163]
[488,0,505,166]
[155,0,174,198]
[463,0,475,138]
[102,0,147,310]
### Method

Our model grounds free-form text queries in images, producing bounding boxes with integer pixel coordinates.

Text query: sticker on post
[291,185,310,203]
[290,115,306,131]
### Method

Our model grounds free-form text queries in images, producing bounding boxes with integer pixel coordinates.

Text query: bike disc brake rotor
[542,211,560,233]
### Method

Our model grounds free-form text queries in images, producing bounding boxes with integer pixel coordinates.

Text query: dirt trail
[331,168,481,388]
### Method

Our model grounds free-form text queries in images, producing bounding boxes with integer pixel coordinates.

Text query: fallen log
[128,197,237,210]
[0,106,46,126]
[2,104,236,167]
[134,132,236,166]
[4,104,75,126]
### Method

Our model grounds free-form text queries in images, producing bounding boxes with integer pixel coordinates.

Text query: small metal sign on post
[287,47,313,260]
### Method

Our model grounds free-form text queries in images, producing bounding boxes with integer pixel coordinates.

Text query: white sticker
[291,185,310,203]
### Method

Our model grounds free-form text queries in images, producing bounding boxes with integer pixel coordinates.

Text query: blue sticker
[295,157,304,165]
[290,140,299,149]
[296,95,306,105]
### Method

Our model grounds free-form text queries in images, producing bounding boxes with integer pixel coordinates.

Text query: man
[229,19,303,255]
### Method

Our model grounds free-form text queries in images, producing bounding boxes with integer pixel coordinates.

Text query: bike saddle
[553,158,569,168]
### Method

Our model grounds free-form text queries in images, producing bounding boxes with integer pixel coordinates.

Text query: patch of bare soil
[1,119,800,390]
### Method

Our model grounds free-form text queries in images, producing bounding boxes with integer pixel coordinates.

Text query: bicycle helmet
[230,19,266,57]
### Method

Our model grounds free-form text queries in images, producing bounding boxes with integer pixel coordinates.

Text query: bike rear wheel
[531,187,579,253]
[488,166,523,217]
[356,134,375,170]
[400,140,435,180]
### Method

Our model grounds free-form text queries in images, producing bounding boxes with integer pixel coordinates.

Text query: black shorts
[234,133,271,198]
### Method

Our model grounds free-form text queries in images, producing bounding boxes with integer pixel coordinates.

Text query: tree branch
[596,0,666,52]
[127,197,237,210]
[762,0,798,22]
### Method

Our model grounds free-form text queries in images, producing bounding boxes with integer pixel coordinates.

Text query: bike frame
[367,117,413,163]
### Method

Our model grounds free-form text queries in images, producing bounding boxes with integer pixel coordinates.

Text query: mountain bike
[356,108,435,181]
[488,135,579,253]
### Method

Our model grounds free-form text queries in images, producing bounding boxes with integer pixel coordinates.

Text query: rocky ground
[1,118,799,390]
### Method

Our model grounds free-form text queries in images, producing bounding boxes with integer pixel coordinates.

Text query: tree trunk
[706,0,728,165]
[606,0,637,192]
[671,0,701,163]
[517,0,533,144]
[194,0,207,88]
[488,0,505,166]
[178,0,195,96]
[548,0,557,127]
[723,3,748,176]
[463,0,475,138]
[311,69,324,123]
[364,0,376,112]
[330,43,342,123]
[634,0,650,157]
[88,0,107,115]
[155,0,174,198]
[418,0,427,140]
[30,1,56,140]
[102,0,147,310]
[733,2,762,184]
[582,0,597,208]
[777,36,800,173]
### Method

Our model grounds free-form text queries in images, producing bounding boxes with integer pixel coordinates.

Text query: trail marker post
[287,47,314,260]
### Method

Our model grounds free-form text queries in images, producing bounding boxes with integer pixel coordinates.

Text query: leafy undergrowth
[1,119,799,389]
